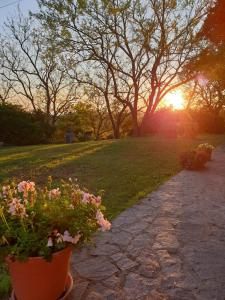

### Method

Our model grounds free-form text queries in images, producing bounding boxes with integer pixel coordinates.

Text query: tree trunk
[130,108,140,137]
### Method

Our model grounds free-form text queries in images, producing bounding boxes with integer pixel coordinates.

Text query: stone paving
[68,145,225,300]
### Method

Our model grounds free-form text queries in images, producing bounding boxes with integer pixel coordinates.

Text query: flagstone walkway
[69,145,225,300]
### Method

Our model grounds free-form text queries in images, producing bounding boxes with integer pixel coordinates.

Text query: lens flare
[164,90,185,110]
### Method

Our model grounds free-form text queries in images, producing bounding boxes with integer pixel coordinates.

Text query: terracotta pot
[205,149,212,161]
[6,247,72,300]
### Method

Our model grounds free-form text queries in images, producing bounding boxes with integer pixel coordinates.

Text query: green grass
[1,134,225,219]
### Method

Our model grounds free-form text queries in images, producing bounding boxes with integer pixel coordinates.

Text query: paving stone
[144,290,168,300]
[108,230,133,248]
[102,275,121,289]
[138,261,160,278]
[122,221,149,234]
[153,232,179,254]
[116,257,138,271]
[124,273,159,299]
[87,284,119,300]
[111,252,138,270]
[90,244,120,256]
[126,234,152,256]
[67,281,89,300]
[74,257,118,280]
[85,291,104,300]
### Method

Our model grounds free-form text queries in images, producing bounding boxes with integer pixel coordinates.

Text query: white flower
[56,233,64,243]
[71,233,82,244]
[47,237,53,247]
[63,230,73,243]
[63,230,82,244]
[2,186,10,196]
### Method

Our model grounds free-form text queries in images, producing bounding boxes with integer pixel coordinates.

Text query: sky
[0,0,38,26]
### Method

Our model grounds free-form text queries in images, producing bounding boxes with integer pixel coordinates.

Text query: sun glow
[164,90,185,110]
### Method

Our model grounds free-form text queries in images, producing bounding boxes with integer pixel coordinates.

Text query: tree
[183,0,225,118]
[0,14,77,125]
[200,0,225,44]
[0,77,12,104]
[36,0,209,135]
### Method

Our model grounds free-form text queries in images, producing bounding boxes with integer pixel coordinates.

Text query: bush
[180,150,208,170]
[196,143,215,161]
[191,110,225,134]
[0,104,50,145]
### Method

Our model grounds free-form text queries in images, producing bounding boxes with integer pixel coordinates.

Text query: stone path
[68,145,225,300]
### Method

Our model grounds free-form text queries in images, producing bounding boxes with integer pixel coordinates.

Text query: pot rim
[6,246,72,263]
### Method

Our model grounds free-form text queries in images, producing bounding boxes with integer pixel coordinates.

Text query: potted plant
[180,150,208,170]
[196,143,215,161]
[0,177,111,300]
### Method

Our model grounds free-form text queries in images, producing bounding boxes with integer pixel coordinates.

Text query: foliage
[180,150,208,170]
[0,177,110,262]
[191,110,225,134]
[0,104,50,145]
[0,265,11,298]
[200,0,225,45]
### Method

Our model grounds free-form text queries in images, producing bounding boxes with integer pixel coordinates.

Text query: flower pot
[11,273,74,300]
[6,247,72,300]
[205,149,212,161]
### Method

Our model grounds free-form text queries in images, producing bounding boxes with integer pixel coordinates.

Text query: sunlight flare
[164,90,185,110]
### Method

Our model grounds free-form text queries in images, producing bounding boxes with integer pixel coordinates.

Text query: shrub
[196,143,215,160]
[0,104,50,145]
[180,150,208,170]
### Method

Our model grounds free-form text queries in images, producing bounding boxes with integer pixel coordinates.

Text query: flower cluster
[197,143,215,151]
[96,210,111,231]
[180,150,208,170]
[0,178,111,261]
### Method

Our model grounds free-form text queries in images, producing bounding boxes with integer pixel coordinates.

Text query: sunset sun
[164,90,185,110]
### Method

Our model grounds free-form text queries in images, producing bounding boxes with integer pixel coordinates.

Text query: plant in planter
[196,143,215,161]
[0,177,111,300]
[180,150,208,170]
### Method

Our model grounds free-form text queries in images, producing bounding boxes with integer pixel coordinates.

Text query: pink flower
[82,192,90,204]
[96,210,111,231]
[18,181,35,193]
[8,198,27,218]
[82,193,101,207]
[49,188,61,199]
[92,196,101,207]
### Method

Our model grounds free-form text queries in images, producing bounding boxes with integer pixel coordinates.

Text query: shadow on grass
[0,141,114,183]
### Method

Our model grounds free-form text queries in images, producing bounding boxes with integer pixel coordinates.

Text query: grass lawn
[1,134,225,220]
